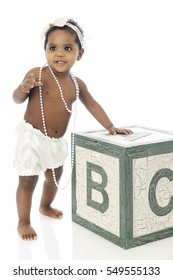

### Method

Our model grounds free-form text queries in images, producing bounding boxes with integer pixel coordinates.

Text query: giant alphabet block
[72,126,173,249]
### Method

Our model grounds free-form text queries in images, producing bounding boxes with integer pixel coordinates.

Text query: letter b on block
[87,162,109,213]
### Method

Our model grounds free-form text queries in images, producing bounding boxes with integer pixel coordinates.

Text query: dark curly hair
[44,19,84,50]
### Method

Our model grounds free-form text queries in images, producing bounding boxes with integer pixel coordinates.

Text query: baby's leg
[16,175,38,240]
[39,166,63,219]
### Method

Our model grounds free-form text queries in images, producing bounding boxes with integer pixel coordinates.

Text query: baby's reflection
[39,214,61,260]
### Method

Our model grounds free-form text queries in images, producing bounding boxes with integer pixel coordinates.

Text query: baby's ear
[77,48,84,61]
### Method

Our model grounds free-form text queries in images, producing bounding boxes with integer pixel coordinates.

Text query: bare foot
[18,222,37,241]
[39,205,63,219]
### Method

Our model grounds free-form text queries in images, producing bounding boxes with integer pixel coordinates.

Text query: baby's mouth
[56,60,65,65]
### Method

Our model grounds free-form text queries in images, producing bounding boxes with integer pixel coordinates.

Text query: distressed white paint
[133,153,173,237]
[80,126,173,147]
[75,146,120,236]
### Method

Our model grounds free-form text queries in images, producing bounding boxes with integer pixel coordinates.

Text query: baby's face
[45,29,84,73]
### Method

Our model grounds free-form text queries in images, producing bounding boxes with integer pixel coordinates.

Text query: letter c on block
[149,168,173,216]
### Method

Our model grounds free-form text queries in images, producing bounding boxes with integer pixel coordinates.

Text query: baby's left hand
[108,125,133,135]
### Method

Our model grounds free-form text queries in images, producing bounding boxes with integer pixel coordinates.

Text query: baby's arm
[13,69,42,104]
[78,78,132,135]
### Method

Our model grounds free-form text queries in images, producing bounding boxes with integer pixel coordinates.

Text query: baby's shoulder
[75,76,88,92]
[24,66,41,78]
[75,76,86,88]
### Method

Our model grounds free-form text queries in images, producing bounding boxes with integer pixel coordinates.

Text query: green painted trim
[72,214,173,249]
[128,228,173,249]
[126,141,173,159]
[121,152,134,239]
[74,134,125,158]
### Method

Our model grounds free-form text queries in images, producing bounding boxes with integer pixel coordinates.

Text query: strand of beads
[39,67,48,136]
[48,65,79,113]
[39,65,79,189]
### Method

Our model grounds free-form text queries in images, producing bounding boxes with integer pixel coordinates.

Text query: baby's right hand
[20,73,43,93]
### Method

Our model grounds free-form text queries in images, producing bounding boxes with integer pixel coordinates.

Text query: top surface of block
[75,126,173,147]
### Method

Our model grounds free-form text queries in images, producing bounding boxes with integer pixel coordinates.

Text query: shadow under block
[72,126,173,249]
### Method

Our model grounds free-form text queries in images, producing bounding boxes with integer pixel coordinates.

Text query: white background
[0,0,173,278]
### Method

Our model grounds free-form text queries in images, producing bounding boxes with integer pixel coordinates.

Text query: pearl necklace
[38,65,79,189]
[48,65,79,113]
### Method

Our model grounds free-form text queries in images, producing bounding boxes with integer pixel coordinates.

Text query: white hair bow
[41,17,84,48]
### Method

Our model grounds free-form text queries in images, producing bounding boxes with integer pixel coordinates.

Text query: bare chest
[45,77,77,108]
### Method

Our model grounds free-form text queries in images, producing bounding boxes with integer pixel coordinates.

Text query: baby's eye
[64,46,72,51]
[49,46,56,51]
